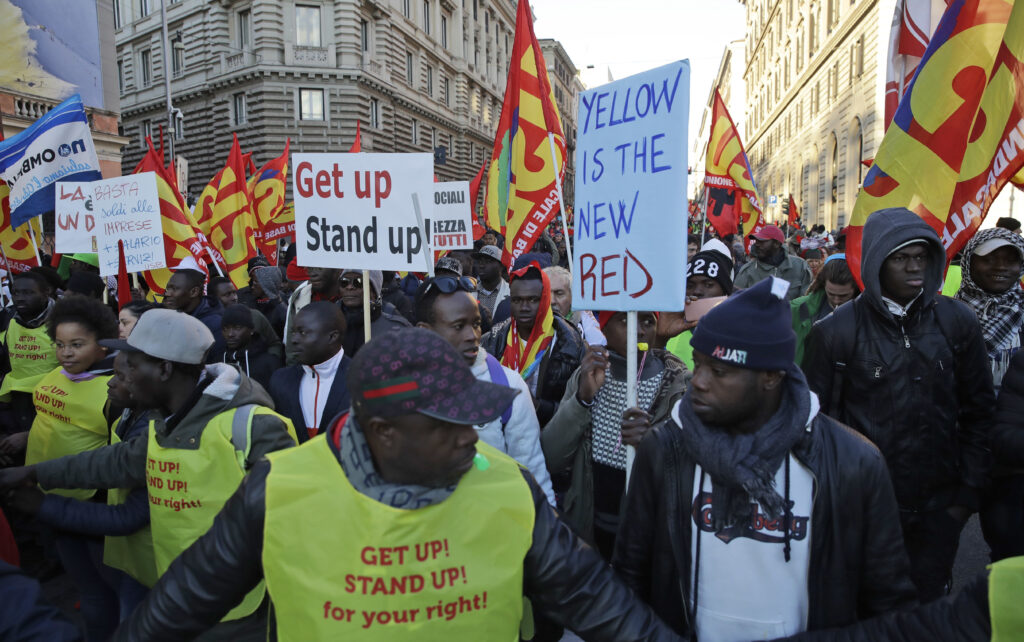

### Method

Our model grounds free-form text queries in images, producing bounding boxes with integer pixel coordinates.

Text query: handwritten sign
[426,181,473,252]
[571,61,690,311]
[92,172,166,277]
[293,153,433,271]
[55,181,96,253]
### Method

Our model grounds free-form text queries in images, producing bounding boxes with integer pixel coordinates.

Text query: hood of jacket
[860,207,945,317]
[176,363,275,430]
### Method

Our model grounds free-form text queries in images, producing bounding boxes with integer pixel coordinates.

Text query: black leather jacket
[613,410,917,637]
[481,314,584,426]
[114,435,682,641]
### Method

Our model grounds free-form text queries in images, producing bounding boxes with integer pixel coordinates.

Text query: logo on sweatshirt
[710,345,748,365]
[691,491,808,544]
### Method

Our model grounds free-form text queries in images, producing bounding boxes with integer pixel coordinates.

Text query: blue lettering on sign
[576,191,640,240]
[579,66,684,134]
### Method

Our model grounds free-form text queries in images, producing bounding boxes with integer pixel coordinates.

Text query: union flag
[849,0,1024,285]
[483,0,566,267]
[0,181,41,274]
[209,134,258,289]
[247,139,289,265]
[704,88,764,245]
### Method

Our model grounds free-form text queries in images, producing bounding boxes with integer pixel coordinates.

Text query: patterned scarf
[501,262,555,379]
[955,227,1024,383]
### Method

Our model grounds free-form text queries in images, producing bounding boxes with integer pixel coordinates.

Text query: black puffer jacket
[113,426,682,642]
[992,351,1024,473]
[481,314,585,427]
[804,210,994,512]
[613,405,917,637]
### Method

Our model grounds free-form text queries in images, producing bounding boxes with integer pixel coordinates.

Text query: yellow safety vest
[147,404,296,621]
[24,368,110,500]
[0,319,57,397]
[104,419,158,587]
[990,556,1024,641]
[262,436,534,641]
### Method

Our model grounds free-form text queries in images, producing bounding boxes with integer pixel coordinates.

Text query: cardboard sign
[92,172,166,276]
[55,181,96,253]
[293,153,433,271]
[572,61,690,311]
[427,181,473,252]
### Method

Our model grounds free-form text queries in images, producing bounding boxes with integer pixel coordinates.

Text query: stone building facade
[539,38,582,206]
[114,0,544,205]
[742,0,898,230]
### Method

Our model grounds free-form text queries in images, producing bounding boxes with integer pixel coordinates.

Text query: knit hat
[250,266,282,299]
[286,258,308,282]
[690,276,796,370]
[222,303,255,329]
[687,250,734,294]
[344,269,384,297]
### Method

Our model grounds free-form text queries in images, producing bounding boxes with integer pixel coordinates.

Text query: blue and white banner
[0,94,102,227]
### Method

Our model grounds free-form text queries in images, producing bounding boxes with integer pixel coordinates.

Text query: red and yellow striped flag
[247,139,289,265]
[704,88,764,246]
[483,0,566,267]
[0,181,41,274]
[209,134,258,288]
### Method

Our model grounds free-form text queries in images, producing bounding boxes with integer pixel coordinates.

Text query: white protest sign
[55,181,97,253]
[427,181,473,252]
[572,61,690,312]
[92,172,166,277]
[293,153,433,271]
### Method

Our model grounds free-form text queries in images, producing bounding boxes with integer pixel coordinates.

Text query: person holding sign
[614,278,915,639]
[104,328,681,640]
[542,311,687,560]
[0,310,298,640]
[337,270,410,357]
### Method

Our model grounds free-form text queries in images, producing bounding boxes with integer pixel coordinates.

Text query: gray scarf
[674,365,813,529]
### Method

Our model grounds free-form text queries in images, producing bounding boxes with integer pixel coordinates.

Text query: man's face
[339,271,365,308]
[123,351,167,410]
[481,233,498,246]
[752,238,781,261]
[222,324,253,351]
[548,272,571,316]
[11,277,49,318]
[307,267,341,294]
[824,280,857,309]
[289,310,339,366]
[422,291,481,365]
[880,243,929,305]
[474,256,502,284]
[107,352,133,408]
[689,351,765,432]
[687,275,725,300]
[687,242,699,260]
[603,311,657,357]
[163,273,197,311]
[510,278,543,335]
[213,282,238,308]
[970,246,1023,295]
[384,413,479,488]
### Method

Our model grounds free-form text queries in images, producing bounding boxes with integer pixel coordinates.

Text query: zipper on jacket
[898,321,910,348]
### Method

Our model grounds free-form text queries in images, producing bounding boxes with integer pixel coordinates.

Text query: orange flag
[209,134,258,289]
[350,121,362,153]
[704,88,764,245]
[0,181,41,274]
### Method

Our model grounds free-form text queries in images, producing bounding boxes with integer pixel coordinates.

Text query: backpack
[484,353,514,433]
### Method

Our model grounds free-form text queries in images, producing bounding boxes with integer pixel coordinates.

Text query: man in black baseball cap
[112,328,680,641]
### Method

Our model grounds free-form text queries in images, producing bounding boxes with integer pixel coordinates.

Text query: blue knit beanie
[690,276,796,370]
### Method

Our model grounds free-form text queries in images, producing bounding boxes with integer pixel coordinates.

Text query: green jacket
[791,290,827,367]
[734,254,813,301]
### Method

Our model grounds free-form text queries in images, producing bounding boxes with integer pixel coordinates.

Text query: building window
[174,113,184,140]
[426,65,433,96]
[233,92,247,125]
[172,42,184,76]
[423,1,431,34]
[431,127,437,149]
[140,49,151,86]
[412,119,419,145]
[828,0,840,30]
[361,19,371,53]
[442,76,450,105]
[141,120,152,145]
[406,52,414,84]
[300,88,325,120]
[117,60,124,93]
[140,0,149,18]
[403,0,411,18]
[114,0,122,28]
[441,14,448,48]
[369,98,380,128]
[296,5,321,47]
[238,9,251,49]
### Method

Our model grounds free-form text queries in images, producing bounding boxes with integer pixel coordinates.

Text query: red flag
[248,139,290,264]
[349,121,362,153]
[704,89,763,243]
[116,240,131,307]
[788,194,800,227]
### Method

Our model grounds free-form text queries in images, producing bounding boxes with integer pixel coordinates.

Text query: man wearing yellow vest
[111,328,680,641]
[0,270,59,451]
[0,309,297,640]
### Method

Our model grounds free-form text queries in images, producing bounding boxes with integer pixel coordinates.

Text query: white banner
[93,172,166,277]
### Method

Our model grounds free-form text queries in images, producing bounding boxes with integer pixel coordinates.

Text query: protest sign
[293,153,433,271]
[92,172,166,277]
[428,181,473,252]
[55,181,96,253]
[571,60,690,312]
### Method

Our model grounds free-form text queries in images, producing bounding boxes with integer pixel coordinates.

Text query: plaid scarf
[955,228,1024,370]
[501,262,554,379]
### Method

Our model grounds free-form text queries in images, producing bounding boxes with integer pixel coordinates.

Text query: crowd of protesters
[0,210,1019,640]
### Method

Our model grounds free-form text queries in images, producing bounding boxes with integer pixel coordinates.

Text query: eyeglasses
[423,276,477,296]
[339,276,363,289]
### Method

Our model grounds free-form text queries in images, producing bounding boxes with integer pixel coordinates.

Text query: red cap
[752,224,785,243]
[286,258,309,282]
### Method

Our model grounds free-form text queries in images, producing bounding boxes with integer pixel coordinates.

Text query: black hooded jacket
[804,209,994,512]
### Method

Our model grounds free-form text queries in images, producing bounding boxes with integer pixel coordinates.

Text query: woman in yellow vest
[24,295,123,641]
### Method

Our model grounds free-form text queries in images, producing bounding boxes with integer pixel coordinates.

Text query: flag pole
[0,243,15,305]
[412,193,434,277]
[548,132,572,271]
[700,183,709,240]
[26,221,41,266]
[625,310,638,487]
[362,269,372,345]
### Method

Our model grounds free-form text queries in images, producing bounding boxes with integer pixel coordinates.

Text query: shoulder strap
[231,404,259,470]
[931,296,963,359]
[827,302,860,417]
[484,353,513,430]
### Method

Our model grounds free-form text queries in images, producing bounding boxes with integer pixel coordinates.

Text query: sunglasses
[339,276,363,289]
[423,276,477,296]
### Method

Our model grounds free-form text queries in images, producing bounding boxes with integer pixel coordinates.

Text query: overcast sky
[530,0,748,144]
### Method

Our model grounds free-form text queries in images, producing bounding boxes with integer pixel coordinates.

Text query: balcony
[13,97,56,120]
[286,43,335,67]
[361,54,391,83]
[224,50,262,71]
